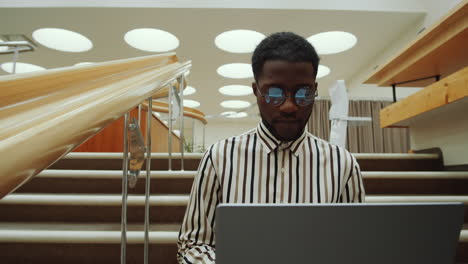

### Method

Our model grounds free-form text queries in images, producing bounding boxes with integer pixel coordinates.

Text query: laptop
[215,203,464,264]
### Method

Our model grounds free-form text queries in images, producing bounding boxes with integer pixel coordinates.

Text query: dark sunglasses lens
[267,87,284,105]
[295,88,315,106]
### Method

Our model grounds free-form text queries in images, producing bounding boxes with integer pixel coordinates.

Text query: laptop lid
[215,203,464,264]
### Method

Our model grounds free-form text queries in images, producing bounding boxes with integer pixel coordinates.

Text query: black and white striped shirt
[177,121,365,263]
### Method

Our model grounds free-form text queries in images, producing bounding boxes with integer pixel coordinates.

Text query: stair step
[50,152,443,171]
[62,152,438,160]
[15,170,468,195]
[3,194,468,206]
[1,194,467,223]
[0,223,465,244]
[34,169,468,179]
[0,223,179,244]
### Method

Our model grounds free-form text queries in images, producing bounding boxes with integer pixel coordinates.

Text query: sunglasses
[258,86,318,106]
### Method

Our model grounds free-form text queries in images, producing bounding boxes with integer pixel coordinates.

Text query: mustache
[273,115,299,123]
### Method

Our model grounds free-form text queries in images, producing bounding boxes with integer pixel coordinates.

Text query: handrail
[0,54,191,198]
[142,101,207,124]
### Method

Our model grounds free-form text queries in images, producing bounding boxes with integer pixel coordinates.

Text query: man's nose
[279,97,298,113]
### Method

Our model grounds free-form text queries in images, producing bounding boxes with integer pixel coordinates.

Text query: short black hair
[251,32,320,81]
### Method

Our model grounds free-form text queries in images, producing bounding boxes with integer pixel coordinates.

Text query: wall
[409,98,468,166]
[347,0,463,100]
[203,118,260,147]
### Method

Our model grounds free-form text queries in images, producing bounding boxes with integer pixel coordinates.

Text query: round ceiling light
[220,100,251,109]
[219,85,252,96]
[183,86,196,96]
[1,62,45,74]
[221,111,248,118]
[32,28,93,52]
[124,28,179,52]
[183,99,200,108]
[74,62,94,66]
[0,39,8,52]
[307,31,357,55]
[317,65,331,79]
[215,29,265,53]
[217,63,253,79]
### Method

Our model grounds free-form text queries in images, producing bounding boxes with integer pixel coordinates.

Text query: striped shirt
[177,121,365,264]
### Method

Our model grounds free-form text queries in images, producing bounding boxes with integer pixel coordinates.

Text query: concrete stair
[1,152,467,263]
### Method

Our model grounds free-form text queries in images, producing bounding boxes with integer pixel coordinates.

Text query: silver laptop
[215,203,464,264]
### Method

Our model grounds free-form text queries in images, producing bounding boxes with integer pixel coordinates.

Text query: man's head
[252,32,320,141]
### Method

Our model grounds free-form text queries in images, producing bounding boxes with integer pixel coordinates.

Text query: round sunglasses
[258,86,317,106]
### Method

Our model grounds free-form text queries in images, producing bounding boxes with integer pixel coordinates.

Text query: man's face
[253,60,317,141]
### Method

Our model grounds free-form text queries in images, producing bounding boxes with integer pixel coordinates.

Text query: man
[177,32,365,264]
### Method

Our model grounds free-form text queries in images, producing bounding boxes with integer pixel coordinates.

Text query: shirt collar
[256,121,307,156]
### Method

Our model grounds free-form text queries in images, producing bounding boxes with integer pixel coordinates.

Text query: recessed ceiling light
[219,85,252,96]
[221,111,248,118]
[215,29,265,53]
[0,39,8,52]
[124,28,179,52]
[307,31,357,55]
[32,28,93,52]
[317,65,330,79]
[74,62,94,66]
[183,86,196,96]
[220,100,251,109]
[217,63,253,79]
[1,62,45,74]
[183,99,200,108]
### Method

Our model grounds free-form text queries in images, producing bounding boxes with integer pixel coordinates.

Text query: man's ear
[252,82,258,96]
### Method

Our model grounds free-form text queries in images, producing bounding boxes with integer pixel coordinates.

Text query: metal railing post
[168,86,173,170]
[138,104,142,126]
[144,97,152,264]
[203,123,206,151]
[192,119,195,152]
[178,76,185,170]
[121,112,130,264]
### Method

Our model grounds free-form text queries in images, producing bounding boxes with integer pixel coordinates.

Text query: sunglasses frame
[257,85,318,106]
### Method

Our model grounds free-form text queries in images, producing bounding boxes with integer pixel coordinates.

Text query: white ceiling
[0,3,425,118]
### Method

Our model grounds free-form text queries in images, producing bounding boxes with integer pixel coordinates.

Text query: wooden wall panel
[73,108,180,152]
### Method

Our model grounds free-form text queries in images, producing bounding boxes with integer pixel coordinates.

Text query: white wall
[203,118,260,147]
[347,0,462,100]
[409,98,468,166]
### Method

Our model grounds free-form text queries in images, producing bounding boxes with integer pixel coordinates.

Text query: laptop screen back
[215,203,464,264]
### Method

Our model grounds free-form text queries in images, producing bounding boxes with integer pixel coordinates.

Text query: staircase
[0,152,467,263]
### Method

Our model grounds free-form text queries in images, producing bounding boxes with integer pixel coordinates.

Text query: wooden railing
[0,54,191,198]
[146,101,207,124]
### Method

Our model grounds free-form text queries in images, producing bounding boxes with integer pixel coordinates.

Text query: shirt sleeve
[177,146,221,264]
[340,154,366,203]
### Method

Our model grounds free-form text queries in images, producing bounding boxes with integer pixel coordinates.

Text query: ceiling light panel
[1,62,45,74]
[124,28,179,52]
[74,62,94,66]
[183,86,196,96]
[221,111,248,118]
[0,39,8,52]
[307,31,357,55]
[317,65,330,79]
[215,29,265,53]
[220,100,251,109]
[183,99,200,108]
[217,63,253,79]
[32,28,93,52]
[219,85,252,96]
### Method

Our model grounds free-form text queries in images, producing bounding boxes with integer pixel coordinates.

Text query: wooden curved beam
[142,101,207,124]
[0,54,191,198]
